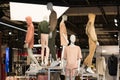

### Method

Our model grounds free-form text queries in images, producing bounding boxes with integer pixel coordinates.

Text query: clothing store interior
[0,0,120,80]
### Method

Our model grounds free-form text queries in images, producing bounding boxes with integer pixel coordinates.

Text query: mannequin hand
[67,40,69,44]
[38,39,40,44]
[77,67,80,75]
[96,41,99,46]
[49,32,52,38]
[24,43,28,48]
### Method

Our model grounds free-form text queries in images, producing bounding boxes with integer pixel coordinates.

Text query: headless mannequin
[47,2,57,60]
[60,15,69,68]
[24,16,41,69]
[64,35,82,80]
[38,16,50,65]
[82,13,98,73]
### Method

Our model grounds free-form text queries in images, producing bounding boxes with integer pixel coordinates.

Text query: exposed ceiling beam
[66,6,118,16]
[98,7,109,24]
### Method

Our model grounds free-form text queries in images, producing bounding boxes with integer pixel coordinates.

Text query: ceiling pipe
[98,7,109,24]
[0,21,38,35]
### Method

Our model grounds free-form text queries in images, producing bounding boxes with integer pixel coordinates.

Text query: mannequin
[24,16,41,70]
[60,15,69,68]
[47,2,57,32]
[47,2,57,60]
[82,13,98,73]
[64,35,82,80]
[38,16,50,65]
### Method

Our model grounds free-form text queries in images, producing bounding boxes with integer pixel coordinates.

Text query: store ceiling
[0,0,119,49]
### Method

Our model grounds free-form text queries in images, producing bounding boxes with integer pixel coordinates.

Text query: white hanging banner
[10,2,69,22]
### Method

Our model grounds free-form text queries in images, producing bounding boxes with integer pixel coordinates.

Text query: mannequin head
[43,15,48,21]
[88,13,96,22]
[25,16,32,25]
[47,2,53,11]
[62,15,67,21]
[70,34,76,43]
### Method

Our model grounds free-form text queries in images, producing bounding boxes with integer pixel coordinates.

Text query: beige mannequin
[38,16,50,65]
[60,15,69,68]
[64,35,82,80]
[24,16,41,70]
[83,13,98,73]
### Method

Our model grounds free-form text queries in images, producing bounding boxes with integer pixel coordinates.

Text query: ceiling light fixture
[114,19,117,23]
[115,23,118,27]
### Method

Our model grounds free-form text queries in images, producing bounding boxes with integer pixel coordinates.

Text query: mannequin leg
[83,38,97,66]
[71,76,75,80]
[41,47,45,65]
[65,76,70,80]
[27,48,41,69]
[83,38,96,73]
[41,34,46,65]
[43,34,49,65]
[45,46,49,65]
[61,46,65,67]
[48,29,57,60]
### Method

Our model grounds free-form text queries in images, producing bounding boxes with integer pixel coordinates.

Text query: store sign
[10,2,69,22]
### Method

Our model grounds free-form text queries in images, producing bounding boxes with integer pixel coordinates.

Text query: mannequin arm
[77,59,81,71]
[24,43,28,48]
[63,33,69,44]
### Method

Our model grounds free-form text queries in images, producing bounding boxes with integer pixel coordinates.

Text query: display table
[47,66,62,80]
[80,73,99,80]
[25,66,62,80]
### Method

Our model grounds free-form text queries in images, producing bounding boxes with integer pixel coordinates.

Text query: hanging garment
[108,54,118,76]
[96,56,106,75]
[96,56,106,80]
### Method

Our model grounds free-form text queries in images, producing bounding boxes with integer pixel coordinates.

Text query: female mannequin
[83,13,98,73]
[47,2,57,60]
[64,35,82,80]
[38,16,50,65]
[24,16,41,69]
[59,15,68,67]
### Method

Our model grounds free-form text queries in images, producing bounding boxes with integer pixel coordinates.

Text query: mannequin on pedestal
[38,16,50,65]
[59,15,69,68]
[82,13,98,73]
[64,35,82,80]
[24,16,41,69]
[47,2,57,60]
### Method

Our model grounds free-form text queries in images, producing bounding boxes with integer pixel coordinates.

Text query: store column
[0,31,2,80]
